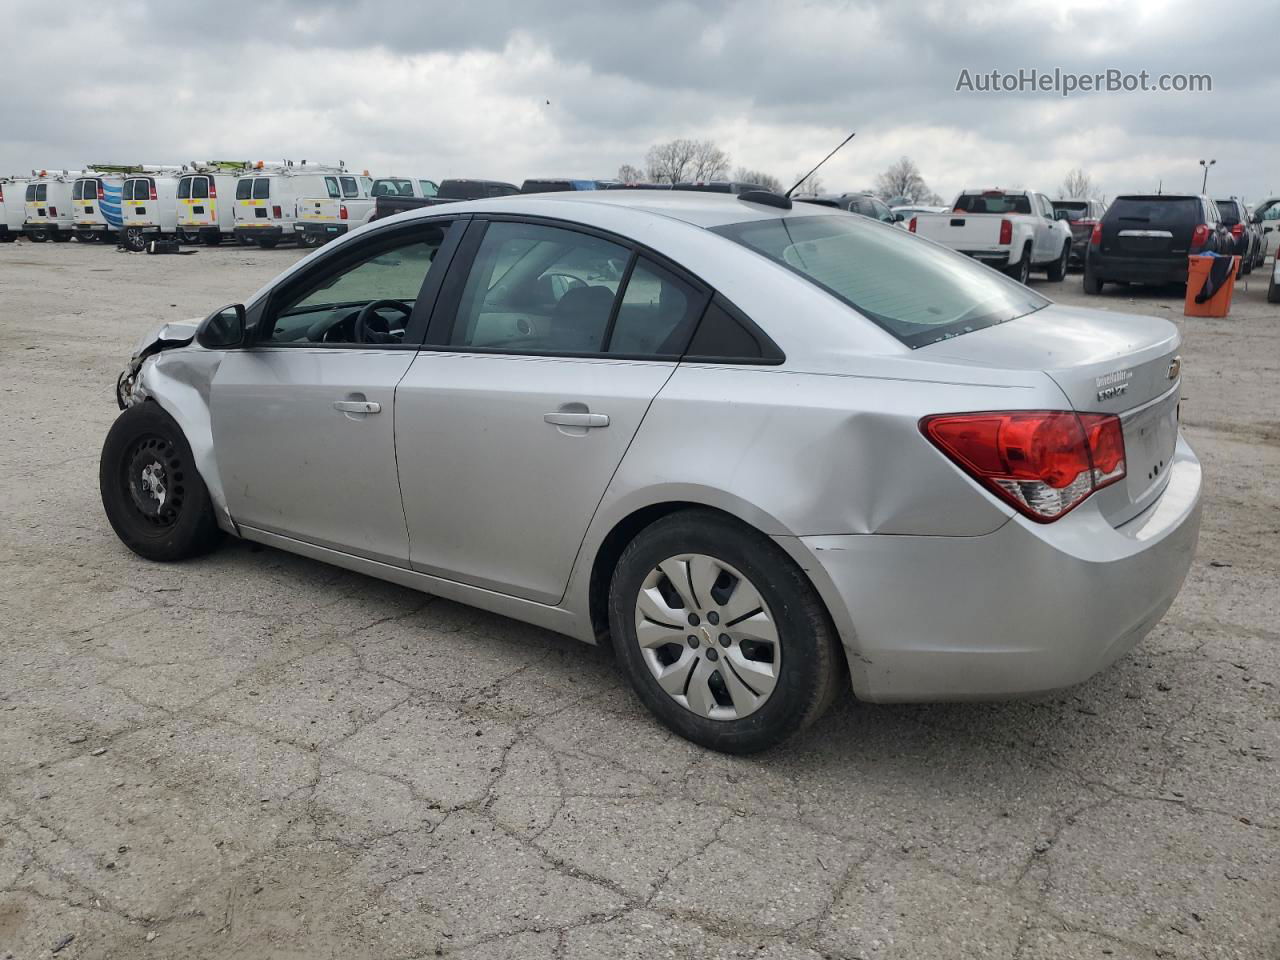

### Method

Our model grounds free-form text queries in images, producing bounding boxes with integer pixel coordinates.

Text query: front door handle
[543,411,609,428]
[334,400,381,414]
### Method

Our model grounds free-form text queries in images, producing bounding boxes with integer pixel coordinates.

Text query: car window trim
[420,212,775,363]
[244,216,470,351]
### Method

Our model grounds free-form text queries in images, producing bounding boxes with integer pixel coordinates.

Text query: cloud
[1,0,1276,200]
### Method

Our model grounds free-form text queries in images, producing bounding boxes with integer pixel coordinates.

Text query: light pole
[1199,159,1216,193]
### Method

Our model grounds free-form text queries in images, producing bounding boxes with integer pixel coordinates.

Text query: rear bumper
[295,221,349,239]
[1088,253,1188,284]
[233,224,285,241]
[958,249,1014,266]
[74,223,112,234]
[784,435,1202,702]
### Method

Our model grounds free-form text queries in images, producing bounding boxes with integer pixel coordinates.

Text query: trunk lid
[1102,195,1200,259]
[923,304,1182,526]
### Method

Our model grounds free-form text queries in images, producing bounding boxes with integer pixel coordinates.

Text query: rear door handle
[334,400,381,414]
[543,412,609,428]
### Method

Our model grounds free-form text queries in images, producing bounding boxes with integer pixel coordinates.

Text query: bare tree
[1060,167,1097,199]
[616,163,645,183]
[645,139,730,183]
[734,167,782,192]
[790,172,824,196]
[875,156,933,204]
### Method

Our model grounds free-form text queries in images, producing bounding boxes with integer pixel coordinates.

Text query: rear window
[1214,200,1242,225]
[953,192,1032,214]
[1107,196,1201,228]
[252,178,270,200]
[125,179,152,201]
[236,179,252,200]
[178,177,193,199]
[26,184,36,201]
[192,176,209,199]
[713,214,1048,349]
[372,178,414,197]
[1052,201,1090,219]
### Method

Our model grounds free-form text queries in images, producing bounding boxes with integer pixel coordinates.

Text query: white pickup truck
[908,189,1074,284]
[293,172,376,247]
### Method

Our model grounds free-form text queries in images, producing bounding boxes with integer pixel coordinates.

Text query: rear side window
[606,258,706,356]
[686,297,779,362]
[192,177,209,199]
[236,179,252,200]
[419,180,438,197]
[252,178,270,200]
[953,192,1032,215]
[325,177,341,199]
[339,176,359,198]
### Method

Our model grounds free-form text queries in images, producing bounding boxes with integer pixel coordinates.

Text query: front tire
[100,403,222,562]
[1046,242,1070,282]
[608,510,844,754]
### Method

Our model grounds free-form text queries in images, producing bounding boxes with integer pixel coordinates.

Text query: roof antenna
[785,131,856,198]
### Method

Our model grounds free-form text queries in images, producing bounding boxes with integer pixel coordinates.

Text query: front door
[396,218,709,603]
[210,218,463,565]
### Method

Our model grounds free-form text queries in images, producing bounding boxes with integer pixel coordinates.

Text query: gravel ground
[1,239,1277,960]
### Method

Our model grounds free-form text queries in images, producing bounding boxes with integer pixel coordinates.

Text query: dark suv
[795,192,901,225]
[1084,194,1230,293]
[1214,198,1264,274]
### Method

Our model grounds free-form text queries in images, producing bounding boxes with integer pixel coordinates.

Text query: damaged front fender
[116,320,199,410]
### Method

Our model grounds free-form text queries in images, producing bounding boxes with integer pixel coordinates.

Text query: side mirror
[196,303,246,349]
[892,212,905,222]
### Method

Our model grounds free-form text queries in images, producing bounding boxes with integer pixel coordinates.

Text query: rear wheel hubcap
[634,553,780,721]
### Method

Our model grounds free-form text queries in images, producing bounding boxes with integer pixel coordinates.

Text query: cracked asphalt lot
[1,241,1277,959]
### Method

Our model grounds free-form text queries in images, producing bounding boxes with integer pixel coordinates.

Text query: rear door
[395,217,709,603]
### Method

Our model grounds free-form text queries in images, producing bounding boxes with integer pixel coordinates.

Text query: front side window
[263,223,452,345]
[714,214,1048,349]
[448,221,629,353]
[252,178,270,200]
[236,178,252,200]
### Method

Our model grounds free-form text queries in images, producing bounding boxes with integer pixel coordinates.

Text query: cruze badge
[1096,368,1132,402]
[1167,356,1182,380]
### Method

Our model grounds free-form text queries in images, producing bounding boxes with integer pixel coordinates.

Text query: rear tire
[1083,268,1104,295]
[75,232,98,243]
[28,230,47,243]
[99,403,223,562]
[1005,245,1032,284]
[608,509,844,754]
[1046,242,1070,282]
[299,232,322,248]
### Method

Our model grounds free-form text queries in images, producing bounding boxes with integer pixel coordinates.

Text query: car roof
[405,188,846,229]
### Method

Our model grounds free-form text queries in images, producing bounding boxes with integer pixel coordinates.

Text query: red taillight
[920,411,1126,522]
[0,184,4,202]
[97,183,105,200]
[272,205,282,218]
[1190,224,1210,248]
[49,206,57,217]
[1230,223,1244,238]
[908,216,917,233]
[1090,222,1102,245]
[998,219,1012,244]
[208,179,217,199]
[149,182,157,201]
[340,204,348,220]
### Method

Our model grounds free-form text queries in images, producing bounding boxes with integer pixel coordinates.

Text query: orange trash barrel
[1184,254,1239,317]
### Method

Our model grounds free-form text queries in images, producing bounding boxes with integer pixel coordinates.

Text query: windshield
[953,192,1032,215]
[713,214,1049,349]
[372,179,415,197]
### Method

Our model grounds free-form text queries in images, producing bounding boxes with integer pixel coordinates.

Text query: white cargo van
[176,161,250,245]
[232,160,347,248]
[294,171,376,247]
[22,170,80,242]
[0,176,28,242]
[120,168,182,251]
[71,167,127,243]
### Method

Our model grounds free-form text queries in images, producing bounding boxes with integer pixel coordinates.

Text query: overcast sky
[2,0,1277,202]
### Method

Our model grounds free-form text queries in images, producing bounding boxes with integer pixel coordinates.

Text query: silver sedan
[101,190,1202,753]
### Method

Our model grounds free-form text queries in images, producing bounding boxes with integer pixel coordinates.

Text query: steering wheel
[354,299,413,344]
